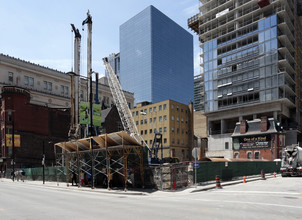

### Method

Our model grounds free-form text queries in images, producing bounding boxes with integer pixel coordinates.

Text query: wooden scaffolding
[54,131,144,190]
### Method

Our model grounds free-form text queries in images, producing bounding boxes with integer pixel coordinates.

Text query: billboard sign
[6,134,21,147]
[80,102,102,126]
[233,135,270,150]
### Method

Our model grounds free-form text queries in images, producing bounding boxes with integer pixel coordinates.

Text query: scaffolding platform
[54,131,145,190]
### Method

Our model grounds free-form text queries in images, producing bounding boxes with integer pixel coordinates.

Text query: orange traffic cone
[273,172,276,178]
[243,176,247,183]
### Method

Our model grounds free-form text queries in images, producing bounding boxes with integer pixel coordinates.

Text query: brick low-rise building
[131,100,194,162]
[0,86,70,172]
[232,117,285,160]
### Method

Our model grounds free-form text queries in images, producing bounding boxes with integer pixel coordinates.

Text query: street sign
[192,147,200,159]
[193,162,199,168]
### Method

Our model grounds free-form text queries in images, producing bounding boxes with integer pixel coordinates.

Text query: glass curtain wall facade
[120,5,194,105]
[194,74,205,111]
[204,14,283,112]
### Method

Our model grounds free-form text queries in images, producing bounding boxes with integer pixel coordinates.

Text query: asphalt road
[0,177,301,220]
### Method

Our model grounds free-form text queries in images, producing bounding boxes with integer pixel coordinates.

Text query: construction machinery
[280,145,302,177]
[103,58,150,152]
[150,133,163,164]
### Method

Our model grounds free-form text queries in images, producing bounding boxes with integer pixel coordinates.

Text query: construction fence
[5,161,281,190]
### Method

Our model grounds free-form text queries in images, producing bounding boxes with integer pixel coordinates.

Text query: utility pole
[12,120,15,182]
[42,141,45,184]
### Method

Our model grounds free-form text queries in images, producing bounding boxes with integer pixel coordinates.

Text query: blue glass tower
[120,5,194,105]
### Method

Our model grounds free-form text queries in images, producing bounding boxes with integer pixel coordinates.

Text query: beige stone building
[132,100,193,162]
[0,53,134,109]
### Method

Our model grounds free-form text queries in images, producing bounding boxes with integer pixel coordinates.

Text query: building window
[149,118,152,123]
[136,111,138,116]
[29,77,34,86]
[177,117,179,122]
[177,106,179,111]
[136,121,138,125]
[8,72,13,82]
[163,104,167,110]
[65,86,69,95]
[177,128,180,134]
[153,117,156,123]
[159,127,162,133]
[164,127,167,132]
[48,82,52,91]
[145,130,147,135]
[234,152,239,158]
[181,108,184,112]
[182,129,184,134]
[172,127,175,132]
[61,85,65,94]
[150,140,153,145]
[164,138,167,144]
[172,116,174,121]
[153,107,156,112]
[172,138,175,144]
[181,118,184,123]
[24,76,29,85]
[159,116,162,121]
[225,142,229,150]
[141,130,143,135]
[7,111,12,122]
[177,139,180,144]
[140,120,143,125]
[132,112,135,117]
[144,119,147,124]
[171,104,174,110]
[150,129,152,134]
[163,115,167,121]
[149,107,152,113]
[172,149,175,157]
[247,152,252,159]
[43,81,47,90]
[159,105,162,111]
[255,152,260,159]
[154,128,157,133]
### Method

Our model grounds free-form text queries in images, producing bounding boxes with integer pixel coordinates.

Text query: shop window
[247,152,252,159]
[234,152,239,158]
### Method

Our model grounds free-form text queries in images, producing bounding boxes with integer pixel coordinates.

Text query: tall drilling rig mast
[82,10,92,102]
[69,24,81,139]
[103,58,150,151]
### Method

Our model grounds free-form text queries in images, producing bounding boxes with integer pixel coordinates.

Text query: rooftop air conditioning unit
[258,0,270,8]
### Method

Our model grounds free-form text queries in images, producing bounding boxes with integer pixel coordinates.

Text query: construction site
[51,11,193,191]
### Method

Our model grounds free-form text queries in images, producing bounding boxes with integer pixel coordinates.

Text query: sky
[0,0,200,77]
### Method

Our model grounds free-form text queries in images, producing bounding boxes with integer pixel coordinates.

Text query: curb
[0,179,147,196]
[190,174,277,193]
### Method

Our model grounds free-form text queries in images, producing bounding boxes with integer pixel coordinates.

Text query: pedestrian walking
[21,170,26,182]
[80,172,84,186]
[72,171,77,186]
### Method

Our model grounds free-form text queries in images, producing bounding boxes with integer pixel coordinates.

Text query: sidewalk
[0,173,278,195]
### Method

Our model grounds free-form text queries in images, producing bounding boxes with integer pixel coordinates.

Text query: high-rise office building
[189,0,302,158]
[120,5,194,105]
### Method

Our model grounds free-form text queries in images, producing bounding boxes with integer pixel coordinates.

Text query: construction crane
[103,58,151,152]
